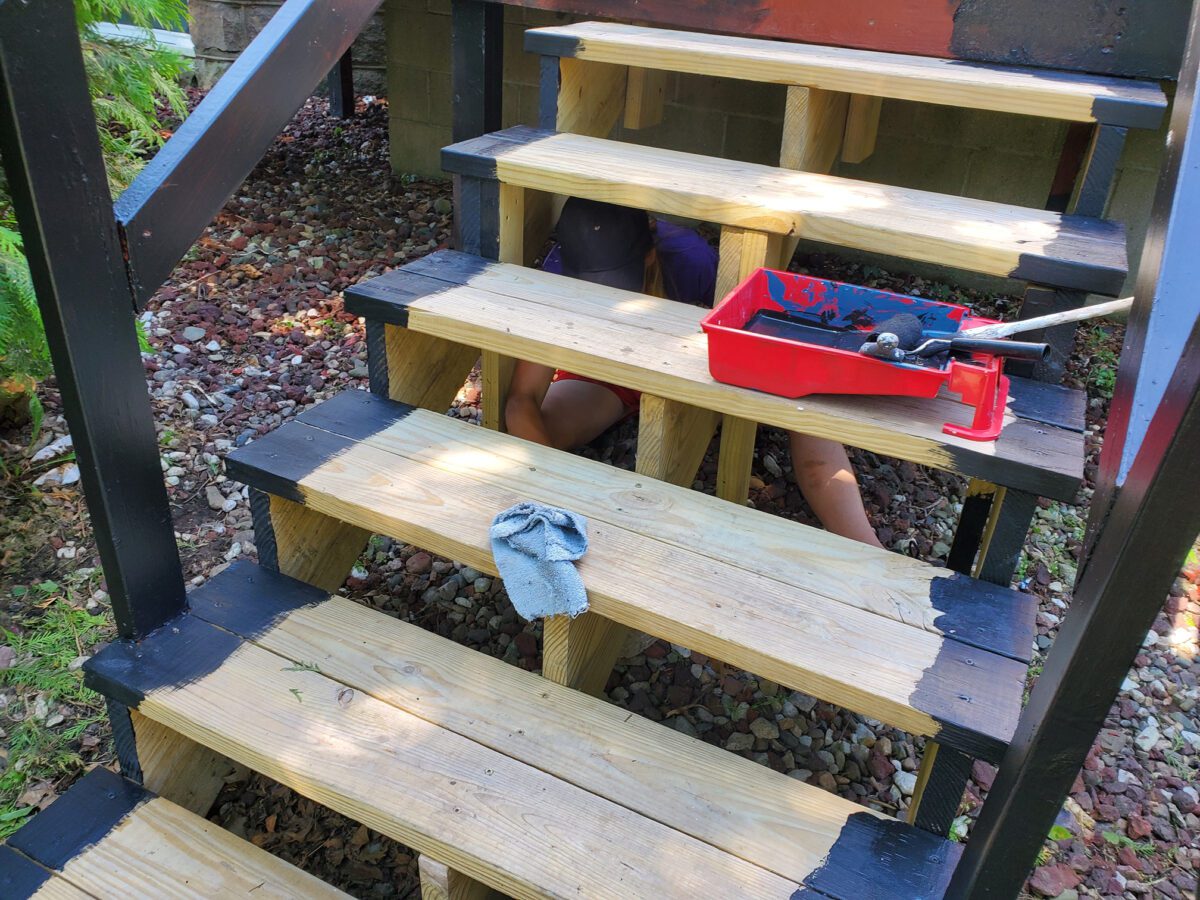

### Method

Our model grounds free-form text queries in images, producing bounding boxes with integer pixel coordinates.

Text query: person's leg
[787,432,884,548]
[538,379,628,450]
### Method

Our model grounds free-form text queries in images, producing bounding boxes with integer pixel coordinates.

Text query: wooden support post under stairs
[256,494,371,593]
[713,228,779,505]
[842,94,883,164]
[382,324,479,412]
[623,67,667,129]
[778,85,850,265]
[130,709,246,816]
[541,394,720,696]
[916,481,1039,834]
[419,855,496,900]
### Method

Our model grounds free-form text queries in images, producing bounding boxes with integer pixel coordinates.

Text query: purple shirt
[541,219,718,307]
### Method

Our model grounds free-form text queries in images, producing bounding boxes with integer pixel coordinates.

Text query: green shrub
[0,1,189,424]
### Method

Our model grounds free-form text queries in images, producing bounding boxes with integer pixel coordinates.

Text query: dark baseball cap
[555,198,652,291]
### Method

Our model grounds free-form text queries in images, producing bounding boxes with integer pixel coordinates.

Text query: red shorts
[552,370,641,418]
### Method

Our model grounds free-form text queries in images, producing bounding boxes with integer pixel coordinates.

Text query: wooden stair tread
[345,249,1085,500]
[85,562,963,899]
[1,767,346,899]
[526,21,1167,128]
[226,389,1029,759]
[442,126,1128,295]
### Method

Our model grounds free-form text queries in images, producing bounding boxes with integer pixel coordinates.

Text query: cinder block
[428,70,453,128]
[390,118,453,177]
[962,149,1058,207]
[390,66,431,122]
[673,73,786,120]
[836,136,971,196]
[723,113,784,166]
[504,21,542,86]
[387,3,452,74]
[614,103,728,161]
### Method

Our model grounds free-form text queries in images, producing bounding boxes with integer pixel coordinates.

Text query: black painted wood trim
[249,488,279,572]
[0,0,187,640]
[539,55,560,130]
[976,488,1040,587]
[107,698,143,784]
[328,47,354,119]
[451,0,504,142]
[911,744,973,837]
[365,319,390,397]
[1070,124,1128,218]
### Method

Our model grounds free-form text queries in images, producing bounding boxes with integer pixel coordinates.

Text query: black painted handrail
[114,0,382,309]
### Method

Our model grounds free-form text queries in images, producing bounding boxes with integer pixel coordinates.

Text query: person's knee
[505,392,538,440]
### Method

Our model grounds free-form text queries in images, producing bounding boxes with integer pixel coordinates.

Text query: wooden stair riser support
[383,324,479,412]
[842,94,884,164]
[254,494,372,593]
[129,709,246,817]
[623,67,667,129]
[542,393,720,696]
[419,856,496,900]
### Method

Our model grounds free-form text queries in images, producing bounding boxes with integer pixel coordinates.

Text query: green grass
[0,586,111,838]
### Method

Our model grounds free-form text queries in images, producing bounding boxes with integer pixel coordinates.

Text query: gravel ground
[1,96,1197,899]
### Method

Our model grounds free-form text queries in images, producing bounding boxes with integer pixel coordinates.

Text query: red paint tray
[700,268,1010,441]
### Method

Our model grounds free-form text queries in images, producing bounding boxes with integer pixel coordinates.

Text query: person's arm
[505,360,557,445]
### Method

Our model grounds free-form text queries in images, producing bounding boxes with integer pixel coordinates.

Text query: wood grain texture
[623,66,666,129]
[715,226,784,305]
[442,127,1128,294]
[383,324,478,411]
[419,856,495,900]
[780,85,848,173]
[716,415,758,505]
[497,183,524,265]
[26,871,93,899]
[541,611,627,697]
[349,253,1084,499]
[267,494,370,593]
[196,593,885,887]
[555,56,627,138]
[842,94,884,164]
[243,410,1026,753]
[130,624,802,899]
[634,394,719,486]
[480,350,516,432]
[130,710,245,817]
[54,796,349,899]
[525,22,1166,123]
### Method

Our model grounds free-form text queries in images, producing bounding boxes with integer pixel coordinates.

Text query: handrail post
[0,0,186,639]
[948,6,1200,895]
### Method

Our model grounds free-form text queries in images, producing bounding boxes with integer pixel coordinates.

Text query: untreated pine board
[226,406,1027,758]
[440,127,1129,295]
[186,572,957,890]
[344,254,1085,500]
[264,494,371,593]
[843,94,883,164]
[292,391,1035,663]
[524,22,1167,127]
[4,767,344,899]
[419,856,495,900]
[85,615,803,899]
[623,67,666,129]
[780,85,849,174]
[130,709,246,816]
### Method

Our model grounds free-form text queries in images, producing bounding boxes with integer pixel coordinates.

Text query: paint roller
[858,296,1134,364]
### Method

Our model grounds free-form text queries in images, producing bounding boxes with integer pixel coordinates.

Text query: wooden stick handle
[963,296,1134,340]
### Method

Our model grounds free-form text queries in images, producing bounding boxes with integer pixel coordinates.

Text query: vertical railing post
[949,7,1200,895]
[0,0,186,639]
[450,0,503,252]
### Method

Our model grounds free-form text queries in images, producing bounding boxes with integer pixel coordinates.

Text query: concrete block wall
[190,0,388,94]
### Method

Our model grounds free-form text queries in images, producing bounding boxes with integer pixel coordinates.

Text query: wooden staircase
[62,17,1166,900]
